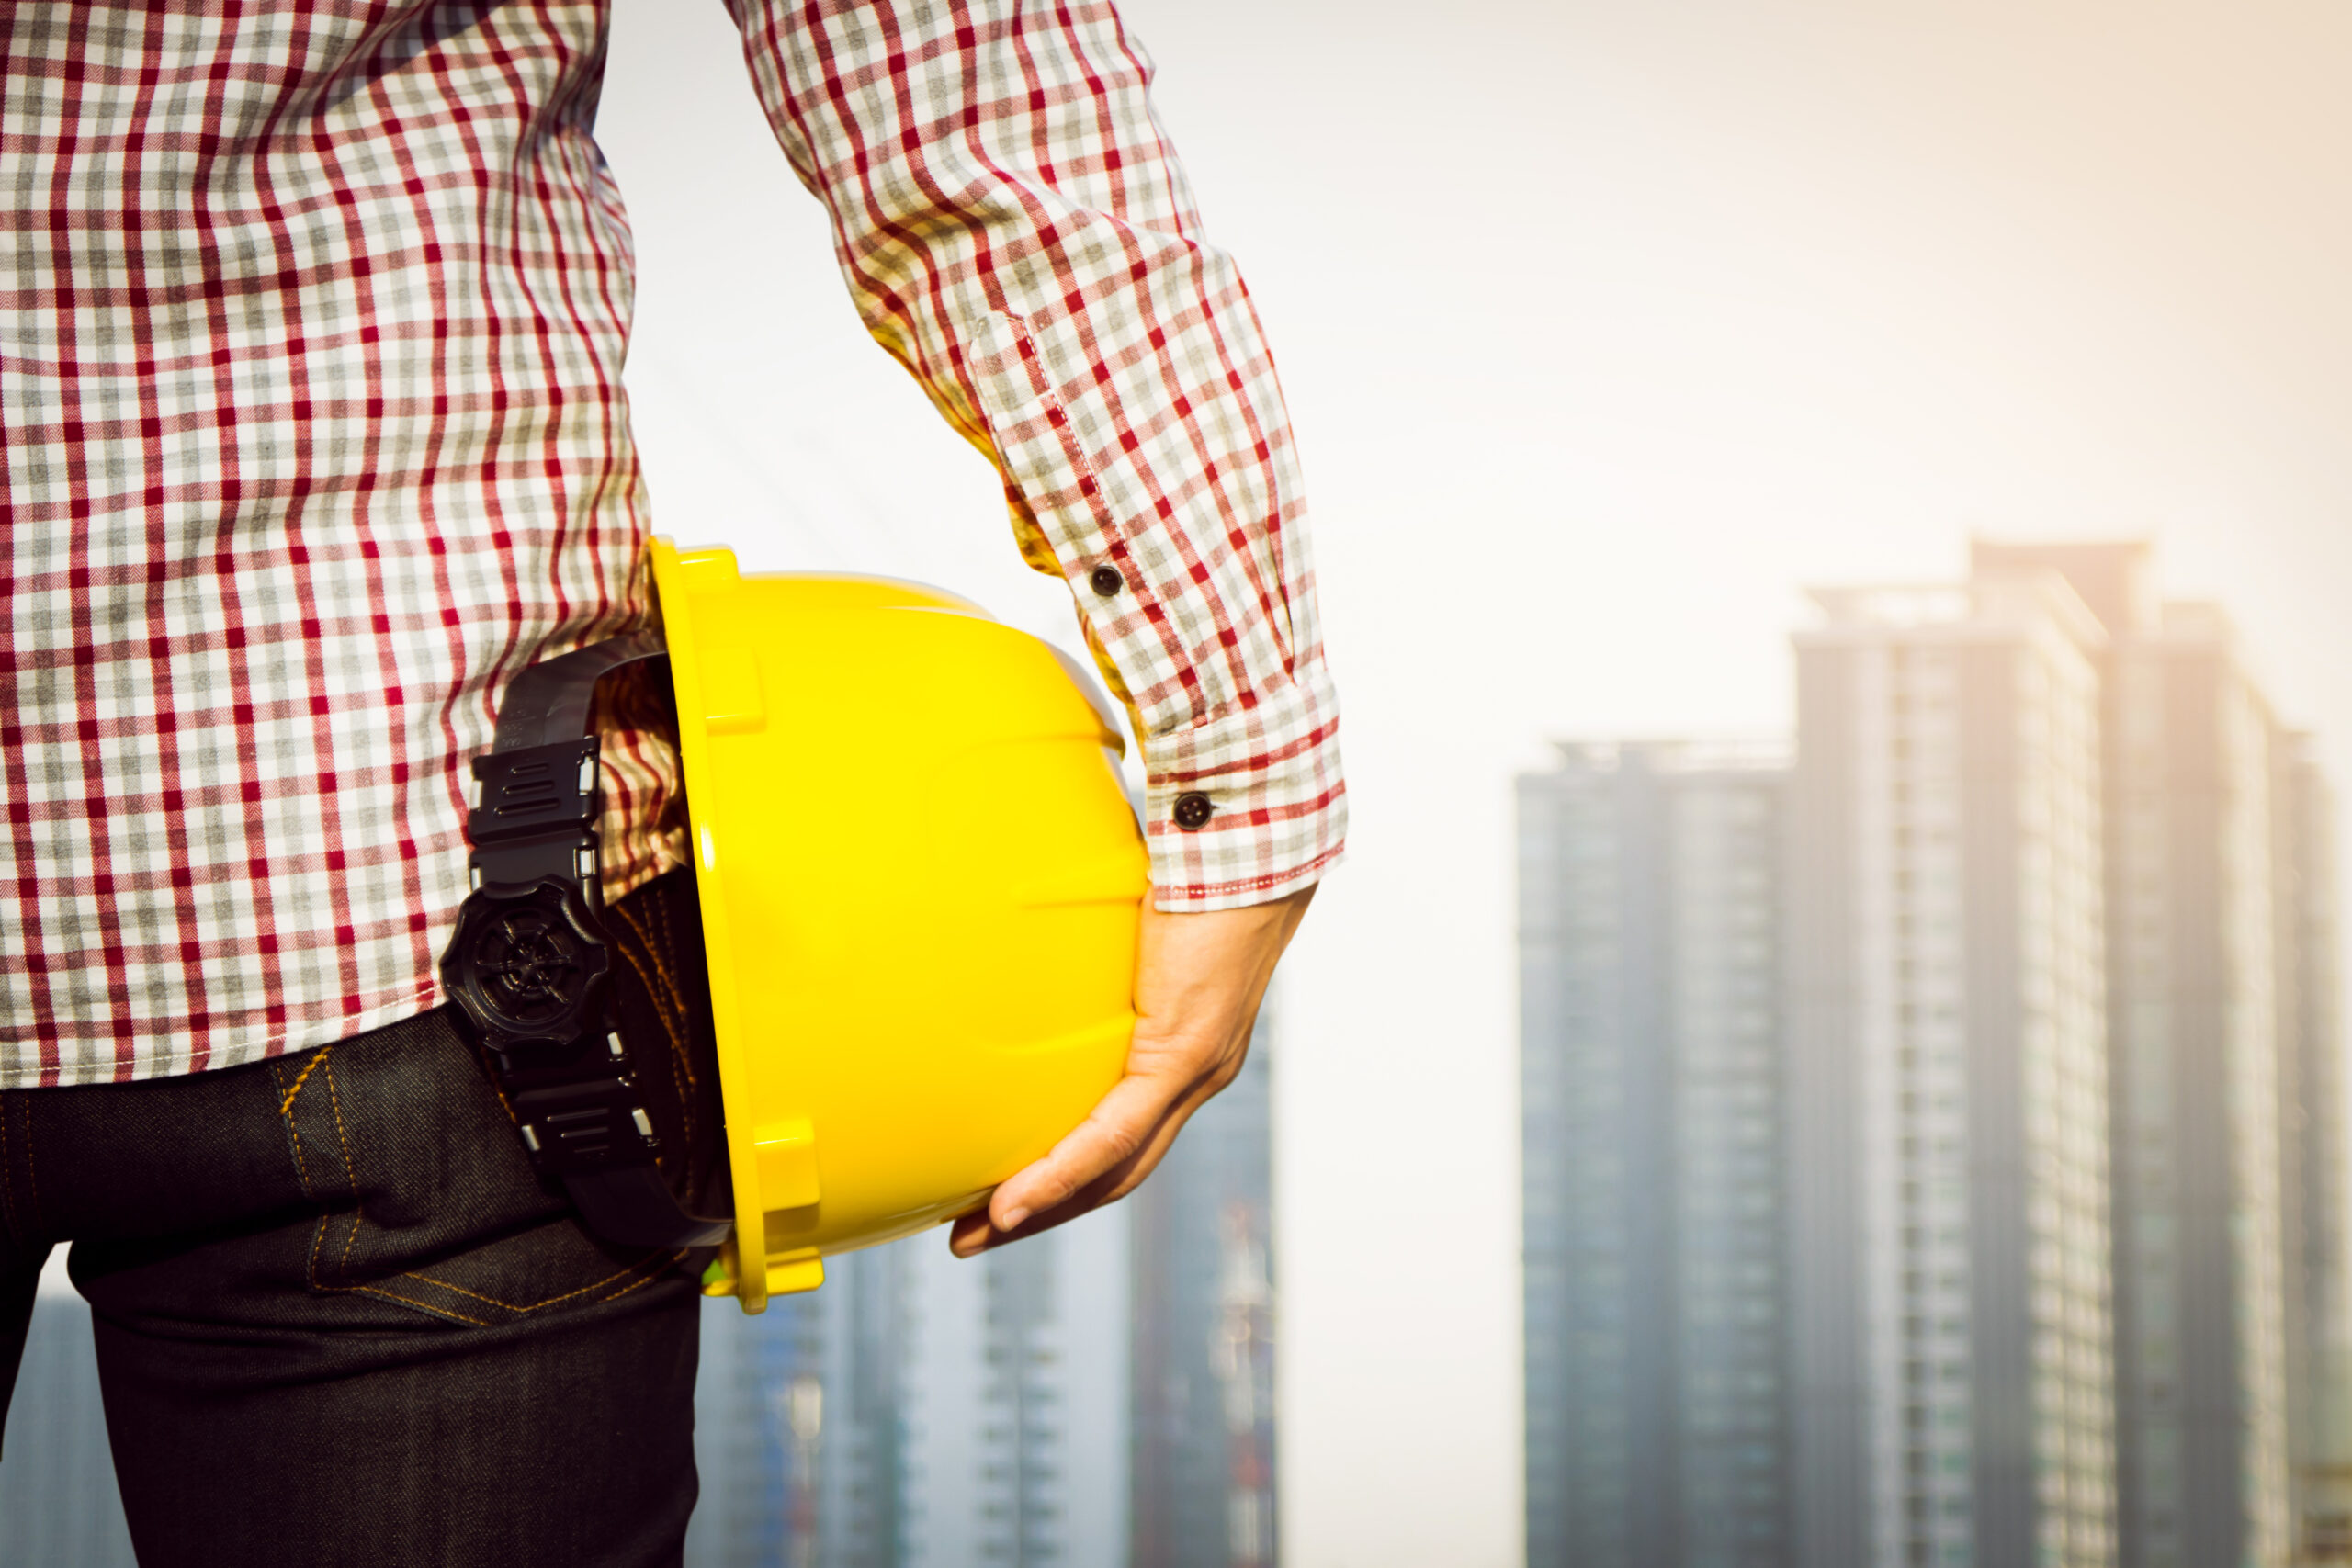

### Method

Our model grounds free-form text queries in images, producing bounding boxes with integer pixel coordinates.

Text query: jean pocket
[267,1010,681,1324]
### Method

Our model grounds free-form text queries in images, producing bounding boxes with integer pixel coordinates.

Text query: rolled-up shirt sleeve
[724,0,1346,909]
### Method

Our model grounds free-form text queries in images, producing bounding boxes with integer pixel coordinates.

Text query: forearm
[723,0,1345,908]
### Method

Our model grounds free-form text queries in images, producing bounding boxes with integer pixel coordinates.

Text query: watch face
[449,880,608,1039]
[476,908,582,1015]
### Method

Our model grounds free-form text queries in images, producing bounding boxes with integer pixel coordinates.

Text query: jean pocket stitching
[589,1265,673,1309]
[274,1048,366,1292]
[397,1247,681,1319]
[351,1282,493,1328]
[611,903,696,1150]
[611,895,687,1021]
[275,1048,331,1121]
[0,1095,34,1247]
[18,1104,35,1241]
[272,1052,321,1198]
[271,1058,330,1289]
[319,1051,368,1284]
[17,1099,39,1238]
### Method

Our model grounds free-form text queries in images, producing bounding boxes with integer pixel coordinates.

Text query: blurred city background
[1521,541,2348,1567]
[10,2,2352,1566]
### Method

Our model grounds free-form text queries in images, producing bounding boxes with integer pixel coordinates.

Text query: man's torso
[1,3,670,1086]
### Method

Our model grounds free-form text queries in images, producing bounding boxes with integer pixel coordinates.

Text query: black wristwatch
[439,632,730,1248]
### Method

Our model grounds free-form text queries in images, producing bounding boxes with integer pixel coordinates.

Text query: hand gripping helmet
[441,539,1147,1313]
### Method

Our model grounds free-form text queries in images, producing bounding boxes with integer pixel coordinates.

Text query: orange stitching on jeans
[616,893,695,1128]
[613,934,684,1065]
[0,1094,17,1246]
[277,1047,330,1116]
[400,1248,683,1315]
[321,1052,366,1280]
[353,1284,492,1328]
[334,1255,678,1327]
[18,1098,38,1236]
[615,938,695,1150]
[611,901,701,1170]
[283,1270,495,1326]
[272,1061,314,1196]
[612,895,701,1157]
[614,900,693,1065]
[322,1251,685,1327]
[613,899,688,1025]
[273,1060,334,1292]
[594,1266,672,1307]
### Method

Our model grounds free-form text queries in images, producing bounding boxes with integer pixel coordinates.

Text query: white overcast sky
[596,5,2352,1564]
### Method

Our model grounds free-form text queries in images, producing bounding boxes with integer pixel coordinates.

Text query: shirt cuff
[1140,663,1347,911]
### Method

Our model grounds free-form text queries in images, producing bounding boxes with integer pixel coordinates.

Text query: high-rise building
[2276,734,2352,1564]
[1131,1009,1278,1568]
[689,1208,1131,1568]
[690,1244,910,1568]
[1973,542,2324,1568]
[2107,602,2291,1568]
[1518,740,1792,1568]
[1786,573,2115,1568]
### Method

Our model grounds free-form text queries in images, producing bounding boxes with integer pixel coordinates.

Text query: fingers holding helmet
[949,884,1316,1258]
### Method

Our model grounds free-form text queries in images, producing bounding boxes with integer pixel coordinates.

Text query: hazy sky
[596,6,2352,1564]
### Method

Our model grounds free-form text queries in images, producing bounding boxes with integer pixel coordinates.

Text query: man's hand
[948,884,1317,1258]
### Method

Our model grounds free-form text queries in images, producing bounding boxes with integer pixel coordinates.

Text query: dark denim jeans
[0,872,725,1568]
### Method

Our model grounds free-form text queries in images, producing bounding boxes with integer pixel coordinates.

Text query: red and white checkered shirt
[0,0,1343,1089]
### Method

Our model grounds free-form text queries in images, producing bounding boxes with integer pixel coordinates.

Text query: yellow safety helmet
[440,538,1147,1313]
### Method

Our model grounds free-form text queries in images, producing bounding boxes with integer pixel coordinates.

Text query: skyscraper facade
[690,1244,911,1568]
[687,1209,1131,1568]
[1786,574,2115,1568]
[2107,604,2291,1568]
[1131,1010,1278,1568]
[1519,740,1792,1568]
[1973,541,2347,1568]
[2277,735,2352,1563]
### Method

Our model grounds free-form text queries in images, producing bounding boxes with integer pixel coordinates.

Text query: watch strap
[441,632,731,1249]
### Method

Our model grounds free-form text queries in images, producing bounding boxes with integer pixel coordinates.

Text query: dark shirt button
[1088,563,1125,598]
[1172,792,1213,831]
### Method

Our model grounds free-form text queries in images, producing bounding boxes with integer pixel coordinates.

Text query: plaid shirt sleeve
[725,0,1345,910]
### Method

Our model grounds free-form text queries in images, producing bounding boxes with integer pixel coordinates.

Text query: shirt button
[1172,792,1213,831]
[1089,563,1125,598]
